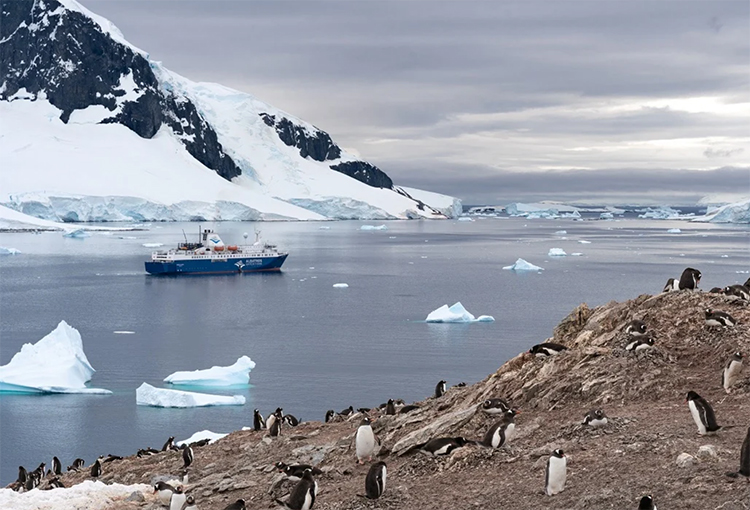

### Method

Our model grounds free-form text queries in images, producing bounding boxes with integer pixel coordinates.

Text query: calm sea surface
[1,217,748,484]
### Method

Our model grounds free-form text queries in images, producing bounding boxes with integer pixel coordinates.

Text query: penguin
[275,468,317,510]
[385,399,396,415]
[48,477,65,488]
[686,390,721,435]
[480,398,511,415]
[529,343,568,357]
[101,454,122,463]
[705,309,737,328]
[182,444,194,468]
[626,337,655,352]
[481,409,517,448]
[355,416,377,464]
[724,284,750,301]
[162,436,176,451]
[364,461,387,499]
[710,287,723,293]
[324,410,337,423]
[624,320,647,337]
[223,500,246,510]
[723,352,743,393]
[270,416,283,437]
[181,494,198,510]
[254,409,266,430]
[421,437,469,456]
[154,481,177,506]
[283,414,300,427]
[357,407,371,414]
[90,459,102,478]
[68,458,85,471]
[137,448,160,457]
[24,473,37,491]
[340,405,354,418]
[190,439,210,448]
[267,407,283,431]
[638,495,657,510]
[276,462,322,481]
[663,278,679,292]
[434,380,447,398]
[400,404,419,414]
[678,267,701,290]
[51,456,62,476]
[17,466,27,486]
[739,426,750,477]
[582,409,608,427]
[169,487,187,510]
[545,449,567,496]
[455,382,467,387]
[33,462,45,479]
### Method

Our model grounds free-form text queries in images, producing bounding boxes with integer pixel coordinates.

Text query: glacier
[425,302,495,323]
[0,321,111,394]
[176,430,228,446]
[136,383,245,408]
[503,258,544,271]
[0,481,153,510]
[163,356,256,387]
[692,198,750,224]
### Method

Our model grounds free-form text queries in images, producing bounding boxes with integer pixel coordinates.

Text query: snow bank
[693,198,750,224]
[136,383,245,408]
[503,258,544,271]
[164,356,255,386]
[333,283,349,288]
[548,248,567,257]
[176,429,228,446]
[0,247,20,255]
[425,302,494,323]
[0,321,111,394]
[0,480,153,510]
[360,224,388,231]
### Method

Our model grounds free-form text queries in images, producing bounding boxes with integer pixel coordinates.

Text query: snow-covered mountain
[0,0,460,222]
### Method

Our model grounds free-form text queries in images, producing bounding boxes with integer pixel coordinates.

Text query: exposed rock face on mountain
[6,290,749,509]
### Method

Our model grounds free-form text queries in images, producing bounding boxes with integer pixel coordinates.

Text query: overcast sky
[87,0,749,205]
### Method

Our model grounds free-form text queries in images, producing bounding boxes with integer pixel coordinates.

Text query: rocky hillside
[5,289,750,509]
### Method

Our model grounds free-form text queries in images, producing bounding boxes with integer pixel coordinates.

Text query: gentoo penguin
[162,436,176,451]
[364,461,387,499]
[190,439,210,448]
[434,380,447,398]
[663,278,679,292]
[724,284,750,301]
[545,449,567,496]
[529,343,568,357]
[182,444,194,468]
[686,391,721,435]
[283,414,300,427]
[48,477,65,488]
[400,404,420,414]
[16,466,27,486]
[481,398,511,415]
[739,426,750,477]
[276,462,322,481]
[137,447,160,457]
[33,462,45,478]
[723,352,744,393]
[254,409,266,430]
[51,456,62,476]
[340,405,354,418]
[357,407,371,414]
[275,468,317,510]
[169,487,187,510]
[355,416,377,464]
[385,399,396,415]
[626,337,655,352]
[582,409,608,427]
[68,458,85,471]
[180,494,198,510]
[678,267,701,290]
[710,287,723,293]
[102,454,122,463]
[223,500,246,510]
[481,410,517,449]
[624,320,647,337]
[324,410,337,423]
[267,407,283,431]
[90,459,102,478]
[421,437,469,456]
[705,309,737,328]
[154,481,177,506]
[270,417,283,437]
[638,495,657,510]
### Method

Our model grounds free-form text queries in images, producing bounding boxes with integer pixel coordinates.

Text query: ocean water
[0,218,748,484]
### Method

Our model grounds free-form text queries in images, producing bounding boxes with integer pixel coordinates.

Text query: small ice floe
[571,253,584,256]
[599,212,614,220]
[548,248,567,257]
[578,240,592,244]
[389,236,397,239]
[118,236,137,240]
[136,383,245,408]
[164,356,256,386]
[113,331,135,335]
[0,247,20,255]
[333,283,349,288]
[425,302,494,323]
[142,243,164,248]
[667,228,682,234]
[176,430,228,446]
[457,217,474,222]
[503,258,544,271]
[319,226,331,230]
[360,225,387,231]
[721,255,729,258]
[555,230,567,234]
[63,229,90,238]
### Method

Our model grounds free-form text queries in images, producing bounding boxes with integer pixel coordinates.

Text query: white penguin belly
[356,426,376,460]
[725,362,742,390]
[504,423,516,443]
[546,456,567,495]
[688,400,707,434]
[157,490,173,506]
[588,417,608,428]
[169,493,186,510]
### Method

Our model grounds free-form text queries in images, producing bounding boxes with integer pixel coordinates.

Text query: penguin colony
[7,267,750,509]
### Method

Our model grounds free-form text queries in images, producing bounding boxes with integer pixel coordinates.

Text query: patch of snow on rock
[0,480,152,510]
[135,383,245,408]
[163,356,255,387]
[425,302,495,323]
[176,430,228,446]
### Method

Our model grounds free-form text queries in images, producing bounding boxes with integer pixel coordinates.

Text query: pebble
[697,445,718,460]
[676,453,696,468]
[125,491,145,502]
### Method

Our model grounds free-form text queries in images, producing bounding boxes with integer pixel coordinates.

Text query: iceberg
[571,252,583,256]
[667,228,681,233]
[0,481,153,510]
[136,383,245,408]
[164,356,256,387]
[0,247,20,255]
[692,198,750,224]
[176,430,228,446]
[578,240,591,244]
[503,258,544,271]
[599,212,614,220]
[637,206,693,220]
[360,224,388,231]
[425,302,495,323]
[457,217,474,222]
[62,228,91,238]
[0,321,111,394]
[142,242,163,248]
[333,283,349,288]
[554,230,567,234]
[548,248,567,257]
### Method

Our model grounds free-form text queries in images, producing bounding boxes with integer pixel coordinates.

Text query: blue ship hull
[145,254,288,275]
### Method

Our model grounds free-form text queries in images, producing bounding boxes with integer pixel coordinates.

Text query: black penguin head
[455,437,468,446]
[387,399,394,405]
[552,449,565,458]
[685,390,700,402]
[594,409,605,419]
[504,409,517,420]
[360,416,371,426]
[325,410,335,422]
[638,495,654,509]
[275,407,283,414]
[174,486,184,494]
[254,408,260,414]
[735,352,744,360]
[645,338,655,346]
[302,468,314,480]
[186,495,195,504]
[275,461,286,471]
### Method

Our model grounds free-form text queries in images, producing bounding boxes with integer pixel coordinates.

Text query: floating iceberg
[136,383,245,408]
[164,356,255,387]
[555,230,567,234]
[548,248,567,257]
[0,321,111,394]
[637,206,693,220]
[142,242,164,248]
[333,283,349,288]
[578,240,592,244]
[667,228,682,233]
[63,228,91,238]
[503,258,544,271]
[0,480,153,510]
[693,198,750,224]
[599,212,614,220]
[425,302,495,323]
[176,430,228,446]
[0,247,20,255]
[360,224,388,231]
[457,217,474,222]
[571,252,583,256]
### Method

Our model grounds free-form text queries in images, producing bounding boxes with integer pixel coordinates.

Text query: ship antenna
[182,229,188,244]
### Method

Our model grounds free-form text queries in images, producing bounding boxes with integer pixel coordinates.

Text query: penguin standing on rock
[705,309,737,328]
[481,398,511,415]
[679,267,701,290]
[324,410,337,423]
[270,416,283,437]
[385,399,396,415]
[169,487,186,510]
[267,408,283,431]
[626,337,655,352]
[545,449,567,496]
[686,391,721,435]
[182,444,193,469]
[253,409,266,430]
[90,459,102,478]
[162,436,176,451]
[355,417,377,464]
[434,380,447,398]
[638,495,657,509]
[529,343,567,357]
[624,320,647,337]
[51,456,62,476]
[723,352,743,393]
[154,482,177,506]
[275,468,317,510]
[582,409,608,427]
[181,494,198,510]
[364,461,387,499]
